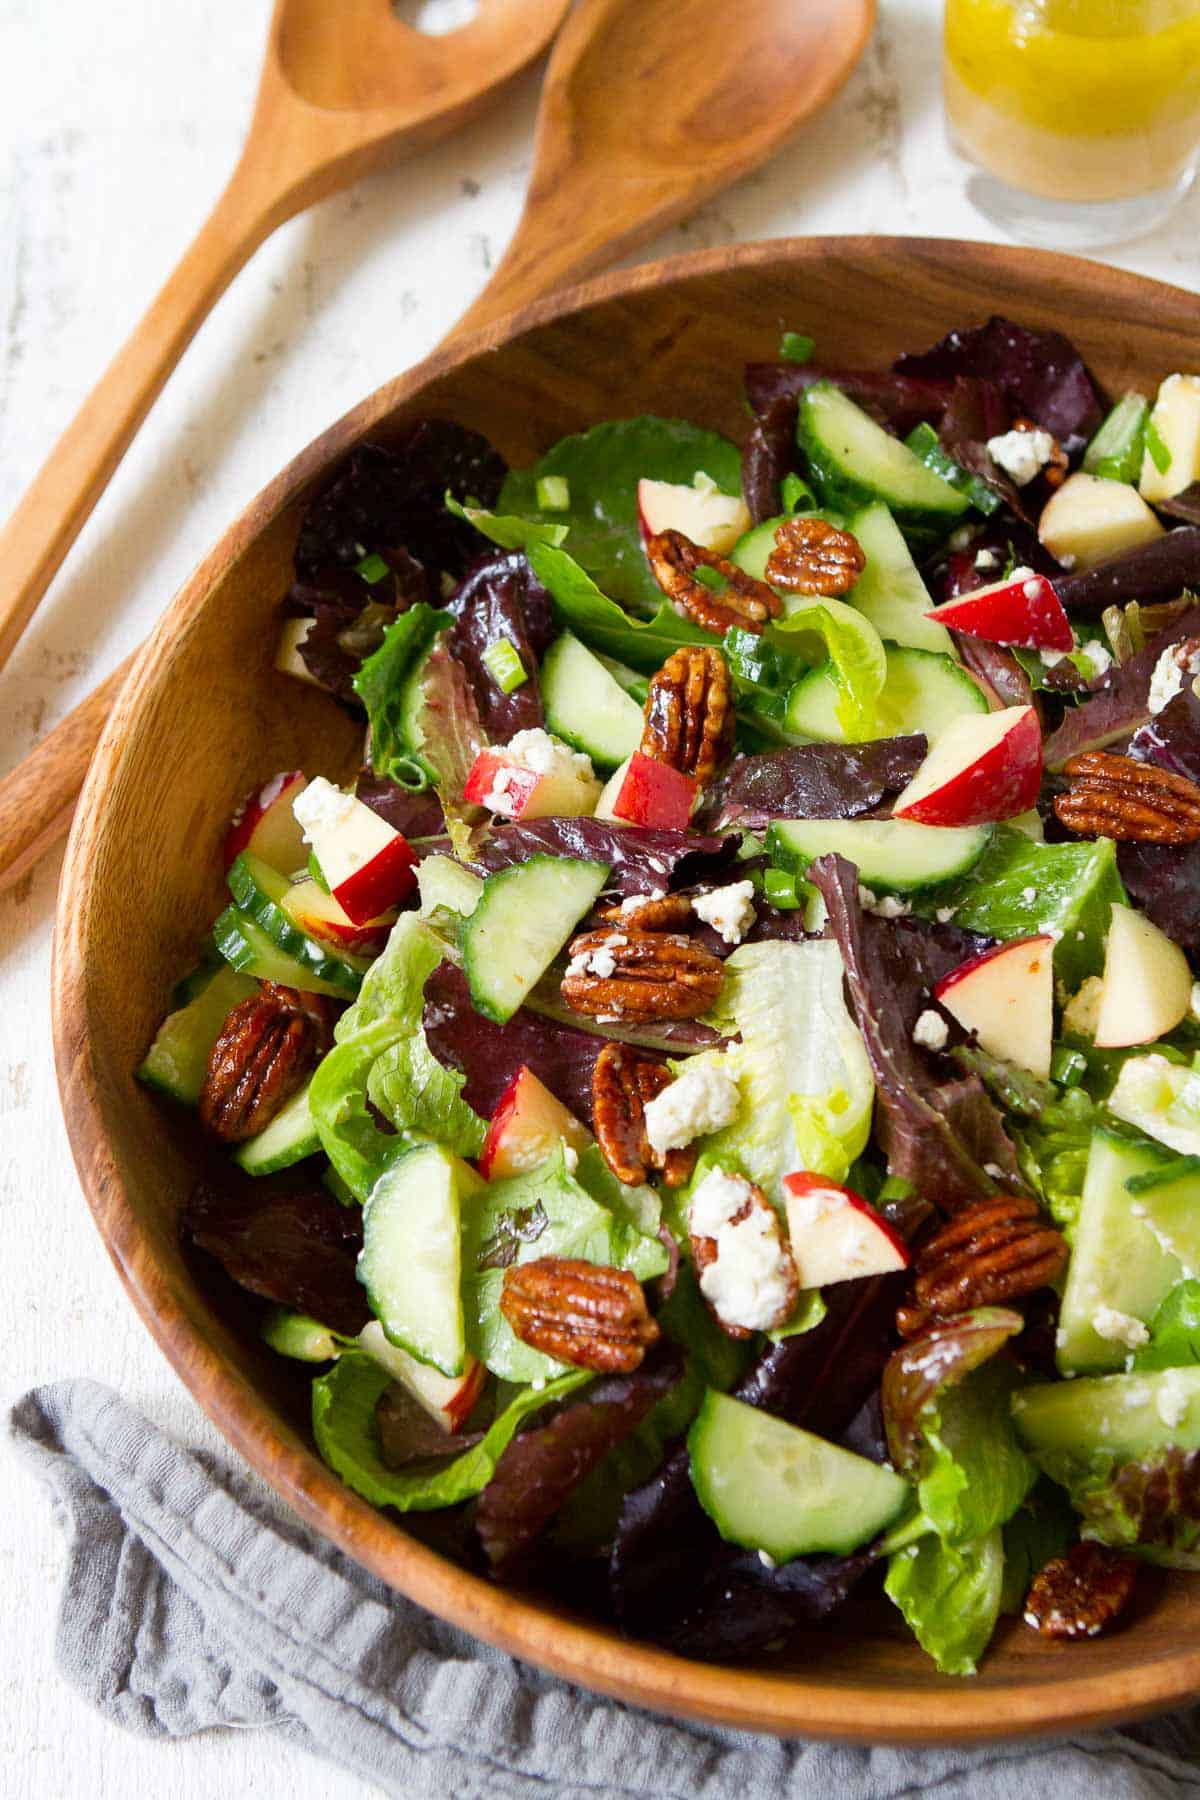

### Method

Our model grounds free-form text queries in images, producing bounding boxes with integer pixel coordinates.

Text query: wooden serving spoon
[0,0,875,895]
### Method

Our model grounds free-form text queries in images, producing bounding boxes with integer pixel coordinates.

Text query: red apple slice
[479,1065,593,1179]
[463,748,600,821]
[223,771,308,874]
[294,779,417,924]
[359,1321,485,1433]
[637,477,751,555]
[925,569,1073,652]
[282,877,395,955]
[607,749,697,830]
[783,1172,910,1288]
[892,705,1042,827]
[934,935,1054,1076]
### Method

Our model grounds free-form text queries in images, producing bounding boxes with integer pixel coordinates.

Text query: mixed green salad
[144,319,1200,1675]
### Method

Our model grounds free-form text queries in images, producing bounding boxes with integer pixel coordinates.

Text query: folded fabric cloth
[9,1378,1200,1799]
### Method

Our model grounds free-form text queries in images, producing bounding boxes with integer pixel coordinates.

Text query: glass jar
[945,0,1200,246]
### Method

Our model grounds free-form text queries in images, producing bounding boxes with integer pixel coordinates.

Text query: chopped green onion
[1145,415,1173,475]
[482,637,528,694]
[691,470,720,496]
[781,472,817,513]
[1050,1046,1088,1088]
[763,866,801,910]
[308,849,330,894]
[354,551,390,584]
[536,475,571,512]
[779,331,815,364]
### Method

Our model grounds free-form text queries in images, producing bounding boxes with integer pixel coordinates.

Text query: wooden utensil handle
[0,169,273,676]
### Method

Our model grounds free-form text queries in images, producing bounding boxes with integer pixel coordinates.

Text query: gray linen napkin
[10,1379,1200,1798]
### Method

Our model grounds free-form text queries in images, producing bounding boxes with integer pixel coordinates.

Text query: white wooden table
[3,2,1199,1793]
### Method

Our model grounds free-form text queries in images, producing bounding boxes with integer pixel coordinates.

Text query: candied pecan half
[764,515,866,597]
[500,1256,660,1372]
[1055,748,1200,845]
[198,982,335,1143]
[1011,415,1069,489]
[645,528,780,636]
[896,1194,1067,1337]
[1024,1542,1138,1640]
[592,1041,695,1189]
[561,928,723,1021]
[641,646,735,786]
[689,1178,798,1340]
[597,892,694,932]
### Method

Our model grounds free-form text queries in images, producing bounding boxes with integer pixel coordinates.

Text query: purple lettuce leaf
[1039,1444,1200,1567]
[423,962,604,1119]
[1043,602,1200,768]
[355,770,446,841]
[1054,527,1200,614]
[744,363,953,435]
[810,855,1019,1210]
[696,738,927,832]
[933,517,1060,606]
[865,913,995,1037]
[447,551,556,738]
[741,393,801,524]
[292,555,428,706]
[471,818,743,897]
[1130,680,1200,781]
[894,317,1103,454]
[475,1347,685,1577]
[955,636,1035,710]
[1115,679,1200,946]
[181,1178,369,1336]
[377,1384,485,1468]
[937,376,1029,521]
[410,640,490,817]
[882,1308,1026,1475]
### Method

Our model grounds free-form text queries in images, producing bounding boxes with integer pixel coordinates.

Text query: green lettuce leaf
[367,1031,485,1161]
[527,542,718,674]
[1035,1442,1200,1569]
[502,418,742,612]
[352,603,452,787]
[954,1046,1101,1238]
[772,595,887,739]
[312,1350,590,1511]
[460,1148,669,1382]
[444,492,568,552]
[998,1481,1076,1614]
[1132,1280,1200,1371]
[884,1528,1005,1677]
[915,1361,1037,1543]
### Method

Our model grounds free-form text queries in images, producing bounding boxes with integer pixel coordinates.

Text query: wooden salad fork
[0,0,876,894]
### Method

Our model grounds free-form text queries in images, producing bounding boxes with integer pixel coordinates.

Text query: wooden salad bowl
[53,238,1200,1741]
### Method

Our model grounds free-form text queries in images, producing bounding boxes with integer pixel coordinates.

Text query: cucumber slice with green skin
[463,854,610,1024]
[784,643,986,744]
[729,515,788,583]
[845,503,956,658]
[358,1142,482,1376]
[904,422,1002,516]
[1014,1365,1200,1462]
[768,815,992,894]
[596,651,649,707]
[541,632,644,770]
[232,1079,320,1174]
[798,383,969,543]
[214,905,363,999]
[1082,391,1150,485]
[1056,1130,1181,1376]
[226,853,369,995]
[688,1390,909,1560]
[137,963,257,1103]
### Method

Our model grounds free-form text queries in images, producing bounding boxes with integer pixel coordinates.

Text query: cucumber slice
[784,643,986,745]
[463,854,609,1024]
[845,503,956,657]
[1083,391,1149,485]
[226,853,369,995]
[729,515,788,583]
[214,905,363,999]
[1056,1130,1182,1376]
[798,383,969,541]
[541,632,644,770]
[233,1079,320,1174]
[1014,1365,1200,1463]
[688,1390,909,1560]
[358,1143,482,1376]
[768,815,992,894]
[137,963,257,1103]
[416,854,484,919]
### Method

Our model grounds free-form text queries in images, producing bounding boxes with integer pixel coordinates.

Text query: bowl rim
[53,234,1200,1742]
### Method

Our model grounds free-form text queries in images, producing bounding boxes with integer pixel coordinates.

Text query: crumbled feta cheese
[1157,1369,1191,1431]
[858,885,877,909]
[585,947,617,979]
[1091,1305,1150,1350]
[692,879,756,946]
[935,905,958,924]
[483,767,516,815]
[1039,648,1068,668]
[643,1062,741,1154]
[1078,642,1113,680]
[858,887,911,919]
[689,1169,794,1332]
[531,1376,546,1392]
[983,1162,1006,1180]
[293,776,356,842]
[619,889,667,917]
[562,1145,579,1174]
[948,525,976,552]
[505,727,595,782]
[1147,641,1200,714]
[986,429,1056,487]
[1063,976,1103,1039]
[912,1009,949,1052]
[1020,886,1038,904]
[758,1550,778,1570]
[974,548,999,571]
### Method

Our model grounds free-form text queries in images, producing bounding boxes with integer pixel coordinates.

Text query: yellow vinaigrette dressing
[946,0,1200,203]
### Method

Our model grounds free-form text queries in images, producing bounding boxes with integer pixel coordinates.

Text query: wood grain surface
[52,237,1200,1743]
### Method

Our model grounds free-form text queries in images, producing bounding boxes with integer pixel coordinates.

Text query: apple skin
[636,477,750,555]
[1093,902,1193,1048]
[934,934,1054,1077]
[359,1321,485,1434]
[479,1065,592,1179]
[463,749,599,821]
[282,877,394,955]
[782,1172,910,1289]
[610,750,697,830]
[892,705,1042,828]
[223,771,307,874]
[925,571,1073,653]
[331,833,417,925]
